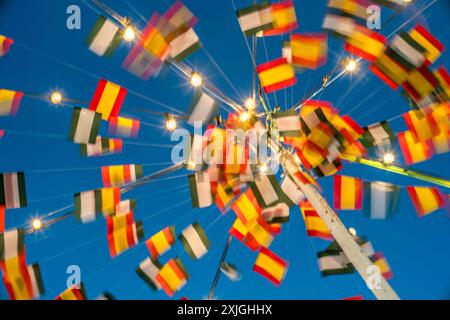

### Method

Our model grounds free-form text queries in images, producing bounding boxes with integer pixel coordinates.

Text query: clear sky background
[0,0,449,300]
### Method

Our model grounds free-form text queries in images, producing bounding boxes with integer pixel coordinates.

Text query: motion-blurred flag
[236,1,273,36]
[431,131,450,155]
[363,181,400,219]
[146,226,176,260]
[257,57,296,94]
[0,229,25,262]
[101,164,143,187]
[345,26,386,62]
[123,42,164,80]
[80,137,123,157]
[74,187,121,222]
[156,258,189,297]
[86,16,122,57]
[408,24,445,65]
[290,33,328,69]
[317,249,354,276]
[108,116,140,138]
[0,129,4,139]
[280,175,305,207]
[3,263,44,300]
[398,130,433,165]
[313,158,343,177]
[360,121,395,148]
[322,0,369,38]
[403,65,439,102]
[187,91,219,125]
[0,35,13,57]
[189,171,213,208]
[245,216,274,248]
[68,107,102,144]
[263,0,298,36]
[179,222,210,260]
[114,199,136,216]
[281,41,292,63]
[406,186,445,217]
[89,79,127,121]
[0,89,23,117]
[96,292,116,300]
[272,110,301,137]
[249,175,283,208]
[370,252,393,279]
[390,32,427,68]
[215,181,238,214]
[342,295,364,300]
[169,28,201,61]
[253,247,288,286]
[333,175,363,210]
[55,284,87,300]
[107,215,144,258]
[136,257,162,291]
[229,218,259,250]
[220,262,241,282]
[370,0,409,10]
[300,200,332,240]
[0,172,27,209]
[262,202,290,224]
[164,0,198,31]
[371,47,413,90]
[434,66,450,100]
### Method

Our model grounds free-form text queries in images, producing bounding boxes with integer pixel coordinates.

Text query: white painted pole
[279,151,400,300]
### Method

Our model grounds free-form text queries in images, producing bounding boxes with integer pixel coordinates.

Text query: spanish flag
[398,130,433,165]
[0,89,23,117]
[431,131,450,155]
[0,35,13,57]
[406,186,444,217]
[370,252,393,280]
[214,181,239,214]
[434,66,450,100]
[145,226,176,259]
[156,258,189,297]
[101,164,143,187]
[80,137,123,157]
[333,175,362,210]
[300,201,332,240]
[257,57,296,93]
[55,284,87,300]
[290,33,328,69]
[108,116,140,138]
[231,189,262,225]
[89,79,127,121]
[402,65,439,102]
[263,0,298,36]
[345,25,386,62]
[409,24,445,65]
[253,247,288,286]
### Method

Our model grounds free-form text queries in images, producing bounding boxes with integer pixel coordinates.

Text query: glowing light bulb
[190,72,202,87]
[245,98,255,110]
[32,218,43,231]
[383,152,395,165]
[50,91,62,104]
[165,116,177,131]
[239,112,250,122]
[348,227,357,236]
[123,25,136,42]
[345,59,358,72]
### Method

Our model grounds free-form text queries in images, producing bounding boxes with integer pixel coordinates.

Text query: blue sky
[0,0,449,300]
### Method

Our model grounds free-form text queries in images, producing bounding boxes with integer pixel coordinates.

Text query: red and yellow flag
[231,189,262,225]
[145,226,176,259]
[263,0,298,36]
[290,33,327,69]
[155,258,189,297]
[406,186,445,217]
[345,25,386,62]
[300,201,332,240]
[89,79,127,121]
[55,285,86,300]
[333,175,363,210]
[253,247,288,286]
[409,24,445,65]
[398,130,433,165]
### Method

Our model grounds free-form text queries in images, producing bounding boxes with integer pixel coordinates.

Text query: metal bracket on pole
[279,152,400,300]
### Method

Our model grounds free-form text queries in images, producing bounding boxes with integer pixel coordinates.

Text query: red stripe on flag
[101,167,111,187]
[355,177,362,210]
[257,57,288,73]
[406,186,424,217]
[398,132,413,165]
[0,205,4,233]
[370,64,399,90]
[253,264,282,286]
[334,175,342,209]
[109,87,127,120]
[414,25,445,52]
[263,77,296,94]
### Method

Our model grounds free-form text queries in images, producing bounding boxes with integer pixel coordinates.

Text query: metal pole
[279,151,400,300]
